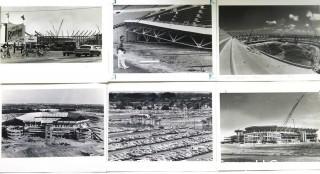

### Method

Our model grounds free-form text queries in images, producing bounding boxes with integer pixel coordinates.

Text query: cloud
[265,20,277,25]
[287,24,296,29]
[289,14,299,21]
[306,11,320,21]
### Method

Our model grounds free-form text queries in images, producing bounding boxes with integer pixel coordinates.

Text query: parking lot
[108,110,213,161]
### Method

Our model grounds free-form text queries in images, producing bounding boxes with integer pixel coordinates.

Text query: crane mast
[282,94,305,127]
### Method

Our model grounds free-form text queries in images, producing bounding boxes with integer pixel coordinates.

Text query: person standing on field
[117,35,129,69]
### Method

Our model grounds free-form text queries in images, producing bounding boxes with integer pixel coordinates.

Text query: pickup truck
[75,45,101,57]
[62,41,77,56]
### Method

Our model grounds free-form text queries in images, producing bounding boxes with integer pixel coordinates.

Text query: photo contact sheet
[0,0,320,173]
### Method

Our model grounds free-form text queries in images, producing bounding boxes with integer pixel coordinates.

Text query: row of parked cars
[109,130,211,151]
[138,143,213,161]
[109,128,188,144]
[62,41,101,57]
[109,135,212,161]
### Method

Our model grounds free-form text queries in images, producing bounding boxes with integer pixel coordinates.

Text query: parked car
[75,45,101,57]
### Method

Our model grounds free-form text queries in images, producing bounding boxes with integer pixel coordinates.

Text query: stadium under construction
[224,126,318,144]
[114,5,212,49]
[2,112,102,143]
[223,94,320,145]
[113,5,212,73]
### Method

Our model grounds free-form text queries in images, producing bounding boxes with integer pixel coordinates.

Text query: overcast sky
[221,93,320,139]
[220,6,320,33]
[2,88,104,105]
[1,6,101,35]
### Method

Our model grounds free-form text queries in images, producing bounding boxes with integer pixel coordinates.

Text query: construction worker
[5,42,11,58]
[117,35,129,69]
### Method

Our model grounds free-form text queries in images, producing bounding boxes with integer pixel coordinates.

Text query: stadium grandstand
[114,5,212,50]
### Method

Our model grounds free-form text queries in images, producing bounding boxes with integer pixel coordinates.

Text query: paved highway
[219,30,315,75]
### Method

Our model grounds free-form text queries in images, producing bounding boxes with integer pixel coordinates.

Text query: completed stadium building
[225,125,318,144]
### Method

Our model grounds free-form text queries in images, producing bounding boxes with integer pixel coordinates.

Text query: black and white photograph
[113,5,212,73]
[221,92,320,162]
[0,6,102,63]
[108,92,212,161]
[2,87,104,158]
[220,5,320,75]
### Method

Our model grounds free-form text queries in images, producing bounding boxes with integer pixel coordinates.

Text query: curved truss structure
[114,5,212,50]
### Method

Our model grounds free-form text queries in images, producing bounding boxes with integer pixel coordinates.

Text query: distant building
[129,114,161,127]
[39,108,59,112]
[227,125,318,144]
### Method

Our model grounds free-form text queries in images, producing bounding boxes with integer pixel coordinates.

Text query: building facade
[2,112,94,142]
[229,125,318,144]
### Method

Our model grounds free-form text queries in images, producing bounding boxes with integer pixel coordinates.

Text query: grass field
[253,42,316,66]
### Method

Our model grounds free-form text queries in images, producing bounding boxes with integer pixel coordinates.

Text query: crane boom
[282,94,305,126]
[57,19,64,36]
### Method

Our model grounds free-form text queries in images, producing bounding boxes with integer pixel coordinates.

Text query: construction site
[109,92,213,161]
[221,93,320,162]
[2,104,104,158]
[219,6,320,75]
[0,6,102,63]
[113,5,212,73]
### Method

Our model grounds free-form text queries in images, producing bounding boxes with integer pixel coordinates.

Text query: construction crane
[96,25,100,34]
[282,94,305,127]
[51,23,57,35]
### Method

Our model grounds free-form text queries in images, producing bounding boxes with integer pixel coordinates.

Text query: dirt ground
[2,136,104,158]
[113,42,212,73]
[221,143,320,162]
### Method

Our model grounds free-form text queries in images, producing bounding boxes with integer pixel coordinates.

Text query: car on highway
[75,45,101,57]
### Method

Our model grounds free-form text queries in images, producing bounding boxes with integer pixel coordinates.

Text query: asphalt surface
[1,51,101,63]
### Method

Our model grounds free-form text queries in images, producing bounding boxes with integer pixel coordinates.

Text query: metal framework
[229,30,320,44]
[126,24,212,50]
